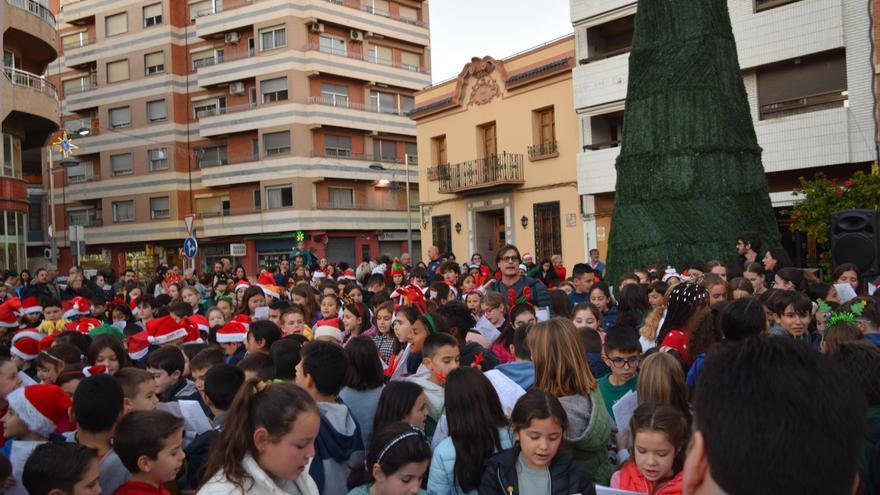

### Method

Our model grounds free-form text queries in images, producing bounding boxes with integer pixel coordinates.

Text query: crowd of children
[0,233,876,495]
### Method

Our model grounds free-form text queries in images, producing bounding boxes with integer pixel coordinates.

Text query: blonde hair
[483,291,506,310]
[529,317,597,396]
[637,352,691,422]
[640,283,677,342]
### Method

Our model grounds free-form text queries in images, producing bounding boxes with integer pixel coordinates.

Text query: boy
[19,296,43,328]
[280,305,309,339]
[405,333,460,436]
[410,266,428,289]
[90,296,109,324]
[245,320,282,355]
[270,337,305,381]
[237,352,275,381]
[137,295,158,329]
[267,299,290,326]
[188,348,225,394]
[112,410,185,495]
[10,330,41,380]
[496,323,535,390]
[145,347,200,403]
[598,327,641,424]
[569,263,595,306]
[768,290,820,348]
[65,374,130,494]
[181,364,245,491]
[38,296,66,335]
[22,442,101,495]
[114,367,159,414]
[296,341,364,495]
[215,321,247,364]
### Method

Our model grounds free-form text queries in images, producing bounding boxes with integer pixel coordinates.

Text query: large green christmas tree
[605,0,780,281]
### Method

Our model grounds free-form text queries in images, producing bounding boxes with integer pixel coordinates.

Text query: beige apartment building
[410,35,585,266]
[49,0,428,277]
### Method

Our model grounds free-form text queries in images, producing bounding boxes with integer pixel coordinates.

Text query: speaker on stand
[830,209,879,276]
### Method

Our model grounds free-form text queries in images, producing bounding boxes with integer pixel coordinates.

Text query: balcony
[573,51,629,110]
[7,0,56,29]
[1,67,59,126]
[62,74,98,96]
[63,37,99,68]
[305,42,429,75]
[320,0,426,27]
[437,153,524,195]
[570,0,635,24]
[577,146,619,195]
[3,67,57,100]
[528,141,559,160]
[63,117,99,137]
[759,90,848,121]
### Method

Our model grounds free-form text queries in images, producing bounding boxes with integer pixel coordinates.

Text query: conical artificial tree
[605,0,780,281]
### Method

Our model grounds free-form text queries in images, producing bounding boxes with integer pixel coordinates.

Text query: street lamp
[370,156,413,258]
[47,152,79,267]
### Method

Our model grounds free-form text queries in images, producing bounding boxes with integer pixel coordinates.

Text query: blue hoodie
[310,401,364,495]
[495,361,534,390]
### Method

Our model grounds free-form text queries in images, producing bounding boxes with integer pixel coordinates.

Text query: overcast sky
[428,0,574,84]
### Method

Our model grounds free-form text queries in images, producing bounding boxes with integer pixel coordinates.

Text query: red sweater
[611,461,683,495]
[113,481,170,495]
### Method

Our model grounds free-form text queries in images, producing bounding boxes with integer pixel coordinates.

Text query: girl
[647,282,668,310]
[291,285,319,325]
[463,290,483,316]
[167,282,182,306]
[821,318,863,354]
[481,292,515,364]
[549,289,573,319]
[347,422,432,495]
[182,286,203,315]
[199,381,321,495]
[458,274,477,296]
[551,254,566,283]
[774,267,805,292]
[699,273,727,305]
[726,277,754,300]
[320,293,341,322]
[207,306,226,329]
[344,283,365,305]
[233,265,247,281]
[372,301,397,363]
[637,352,691,423]
[56,364,85,397]
[530,317,613,485]
[342,301,372,343]
[215,298,234,322]
[406,312,448,375]
[535,259,560,289]
[589,282,617,331]
[428,367,513,495]
[611,403,688,494]
[35,344,82,385]
[480,389,595,495]
[340,336,386,447]
[510,303,537,330]
[655,283,709,366]
[572,302,602,331]
[617,283,651,329]
[373,381,429,434]
[762,248,791,287]
[86,335,129,375]
[831,263,861,294]
[393,306,418,350]
[429,283,454,305]
[743,262,767,295]
[237,286,266,318]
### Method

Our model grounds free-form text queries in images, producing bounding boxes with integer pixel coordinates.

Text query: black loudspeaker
[830,209,879,275]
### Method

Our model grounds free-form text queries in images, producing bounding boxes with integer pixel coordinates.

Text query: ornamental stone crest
[469,77,499,105]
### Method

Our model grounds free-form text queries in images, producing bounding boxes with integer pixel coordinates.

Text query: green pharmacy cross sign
[295,231,306,243]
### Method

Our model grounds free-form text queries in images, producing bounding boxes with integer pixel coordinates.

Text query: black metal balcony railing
[438,152,524,194]
[528,141,558,159]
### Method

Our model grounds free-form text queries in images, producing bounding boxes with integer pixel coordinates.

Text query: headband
[422,314,437,334]
[824,301,867,338]
[376,428,427,465]
[350,303,363,318]
[40,350,62,363]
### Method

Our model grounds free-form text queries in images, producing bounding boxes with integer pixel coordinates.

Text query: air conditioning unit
[229,82,245,95]
[308,22,324,33]
[349,29,364,41]
[225,32,240,44]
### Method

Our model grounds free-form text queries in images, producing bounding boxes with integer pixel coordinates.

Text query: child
[480,389,596,495]
[481,292,515,364]
[405,312,448,375]
[22,442,101,495]
[599,328,641,424]
[341,301,372,343]
[245,320,282,355]
[145,346,201,403]
[65,374,130,494]
[496,323,535,390]
[216,320,247,364]
[198,382,320,494]
[572,302,602,331]
[115,367,160,414]
[37,297,67,335]
[138,295,158,329]
[320,293,341,321]
[2,384,72,483]
[580,328,610,380]
[589,282,617,331]
[280,305,311,339]
[19,296,43,328]
[343,283,365,305]
[393,306,418,350]
[611,403,687,493]
[267,299,290,326]
[270,337,305,381]
[112,410,185,495]
[189,347,225,394]
[768,290,820,348]
[85,334,128,375]
[346,422,432,495]
[295,341,365,495]
[372,301,396,363]
[372,381,429,434]
[181,286,203,316]
[237,353,275,382]
[389,260,407,292]
[206,306,225,329]
[404,333,460,436]
[340,336,386,447]
[569,263,596,306]
[10,329,42,379]
[464,290,483,316]
[35,343,81,384]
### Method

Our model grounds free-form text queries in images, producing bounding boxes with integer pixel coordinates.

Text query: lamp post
[48,132,80,267]
[370,154,413,257]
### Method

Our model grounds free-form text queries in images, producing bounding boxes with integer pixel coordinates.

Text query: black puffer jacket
[479,445,597,495]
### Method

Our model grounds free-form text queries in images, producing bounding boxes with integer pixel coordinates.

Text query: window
[108,106,131,128]
[69,209,94,227]
[193,97,226,118]
[370,91,396,114]
[259,26,286,51]
[143,3,162,26]
[112,201,135,222]
[62,31,89,49]
[105,12,128,37]
[755,0,803,12]
[328,187,354,209]
[373,139,397,161]
[399,5,419,23]
[106,59,129,83]
[188,0,216,18]
[196,196,229,216]
[400,95,415,114]
[431,215,451,255]
[148,148,168,171]
[260,77,288,103]
[530,106,556,157]
[147,100,167,122]
[192,48,222,69]
[368,45,392,65]
[28,203,42,232]
[2,133,20,178]
[320,83,348,107]
[432,135,447,165]
[63,75,94,95]
[248,37,255,57]
[479,122,497,158]
[110,153,133,176]
[263,131,291,155]
[265,185,293,209]
[319,35,347,56]
[251,138,259,159]
[757,49,847,120]
[324,135,352,157]
[150,197,170,219]
[144,51,165,74]
[367,0,389,15]
[253,190,261,211]
[405,142,417,164]
[533,202,561,261]
[400,51,420,71]
[66,160,93,183]
[196,145,227,167]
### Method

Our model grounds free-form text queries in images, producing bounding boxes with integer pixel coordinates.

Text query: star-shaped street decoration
[52,131,78,158]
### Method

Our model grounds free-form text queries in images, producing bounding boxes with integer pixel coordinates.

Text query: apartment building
[571,0,876,264]
[50,0,428,278]
[2,0,59,270]
[411,35,585,266]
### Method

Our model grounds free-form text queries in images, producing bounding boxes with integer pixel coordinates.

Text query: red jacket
[113,481,170,495]
[611,460,683,495]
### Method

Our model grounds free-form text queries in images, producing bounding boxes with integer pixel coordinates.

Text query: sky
[427,0,574,84]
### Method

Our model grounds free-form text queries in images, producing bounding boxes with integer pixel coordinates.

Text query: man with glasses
[486,244,550,307]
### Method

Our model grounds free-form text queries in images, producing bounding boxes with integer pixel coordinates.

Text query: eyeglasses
[608,356,641,369]
[500,256,520,263]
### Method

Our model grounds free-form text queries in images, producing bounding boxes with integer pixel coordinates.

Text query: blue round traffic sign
[183,237,198,259]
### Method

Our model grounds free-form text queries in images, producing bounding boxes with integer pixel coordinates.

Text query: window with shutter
[398,5,418,22]
[401,51,420,71]
[370,91,396,113]
[324,135,352,157]
[110,153,133,176]
[369,45,392,65]
[259,26,286,51]
[106,60,129,83]
[144,52,165,74]
[62,31,88,49]
[196,145,227,167]
[328,188,354,209]
[147,100,166,122]
[105,12,128,36]
[143,3,162,26]
[109,106,131,128]
[150,197,170,219]
[148,148,168,171]
[319,35,346,56]
[320,83,348,107]
[263,131,291,155]
[112,201,135,222]
[373,140,397,161]
[260,77,288,103]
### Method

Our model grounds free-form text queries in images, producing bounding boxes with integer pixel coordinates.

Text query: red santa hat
[0,298,21,328]
[6,384,72,437]
[127,331,150,361]
[341,269,356,281]
[38,333,57,352]
[63,296,92,319]
[187,314,209,334]
[82,364,109,377]
[11,330,43,361]
[145,315,188,345]
[66,318,102,335]
[257,271,276,286]
[129,298,140,317]
[235,280,251,292]
[216,321,247,343]
[20,297,42,315]
[233,314,251,330]
[315,317,340,329]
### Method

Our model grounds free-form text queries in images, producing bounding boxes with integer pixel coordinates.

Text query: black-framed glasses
[500,255,520,263]
[608,356,641,369]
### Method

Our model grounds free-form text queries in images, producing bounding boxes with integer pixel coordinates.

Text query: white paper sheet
[8,440,45,495]
[474,316,501,344]
[612,390,639,434]
[536,306,551,322]
[17,372,36,386]
[157,400,212,435]
[595,486,647,495]
[388,344,411,380]
[485,369,527,417]
[253,306,270,321]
